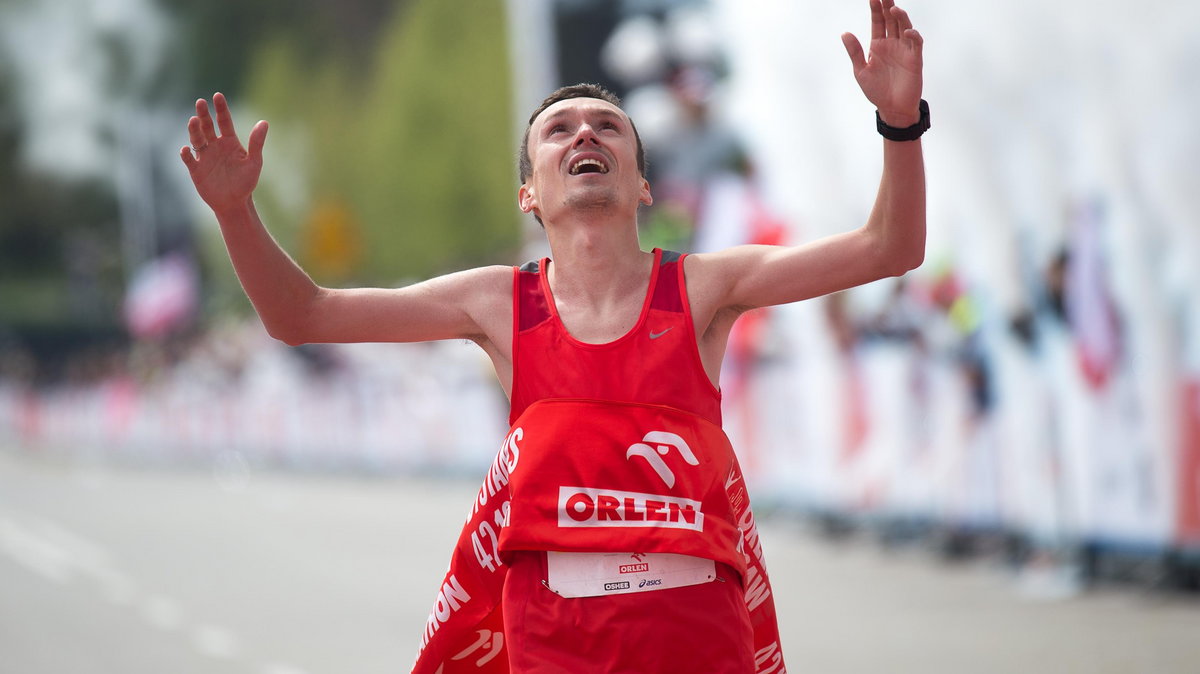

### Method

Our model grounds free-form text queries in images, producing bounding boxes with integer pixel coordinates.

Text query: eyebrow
[541,107,626,128]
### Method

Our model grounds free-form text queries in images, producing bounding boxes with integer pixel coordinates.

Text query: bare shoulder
[424,264,514,338]
[456,264,516,313]
[437,264,514,295]
[680,249,755,340]
[683,246,766,314]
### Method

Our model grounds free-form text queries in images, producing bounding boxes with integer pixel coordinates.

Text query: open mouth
[569,158,609,175]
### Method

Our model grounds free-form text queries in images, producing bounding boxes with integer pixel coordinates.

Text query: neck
[542,212,650,306]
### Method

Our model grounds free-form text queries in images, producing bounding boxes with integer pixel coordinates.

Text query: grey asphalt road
[1,446,1197,674]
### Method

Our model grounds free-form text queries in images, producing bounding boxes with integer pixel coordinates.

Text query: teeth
[569,158,608,175]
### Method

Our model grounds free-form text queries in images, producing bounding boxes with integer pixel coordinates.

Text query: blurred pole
[114,103,159,277]
[504,0,557,256]
[504,0,558,154]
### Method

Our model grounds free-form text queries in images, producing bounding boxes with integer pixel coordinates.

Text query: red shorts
[502,551,755,673]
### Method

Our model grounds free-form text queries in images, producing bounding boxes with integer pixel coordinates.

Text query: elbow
[865,222,925,278]
[261,309,317,346]
[274,330,310,348]
[263,321,309,347]
[875,244,924,279]
[889,228,926,276]
[260,288,324,346]
[897,246,925,276]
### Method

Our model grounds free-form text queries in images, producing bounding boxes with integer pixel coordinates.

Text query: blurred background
[1,0,1198,672]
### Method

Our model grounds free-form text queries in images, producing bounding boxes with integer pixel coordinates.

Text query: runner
[181,1,927,671]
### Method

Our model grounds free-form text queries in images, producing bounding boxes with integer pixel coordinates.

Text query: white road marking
[0,514,73,583]
[27,514,113,571]
[192,624,239,659]
[0,509,140,605]
[142,595,184,631]
[0,505,313,674]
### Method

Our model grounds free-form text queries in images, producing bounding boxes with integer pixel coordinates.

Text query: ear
[518,183,537,213]
[638,178,653,207]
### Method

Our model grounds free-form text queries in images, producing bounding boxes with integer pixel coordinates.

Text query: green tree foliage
[163,0,401,98]
[243,0,519,285]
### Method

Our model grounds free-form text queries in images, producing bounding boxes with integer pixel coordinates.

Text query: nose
[573,123,600,147]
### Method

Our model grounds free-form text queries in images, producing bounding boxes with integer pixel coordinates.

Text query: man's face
[519,97,651,223]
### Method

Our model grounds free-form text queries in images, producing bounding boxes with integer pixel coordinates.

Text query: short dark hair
[518,83,646,185]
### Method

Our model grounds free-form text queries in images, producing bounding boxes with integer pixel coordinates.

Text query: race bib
[544,551,717,598]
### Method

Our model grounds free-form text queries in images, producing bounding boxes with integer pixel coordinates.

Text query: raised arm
[180,94,510,349]
[688,0,925,314]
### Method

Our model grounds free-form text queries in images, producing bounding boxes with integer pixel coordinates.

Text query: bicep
[293,266,511,345]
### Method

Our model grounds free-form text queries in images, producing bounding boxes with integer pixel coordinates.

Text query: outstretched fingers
[213,92,238,139]
[881,0,900,39]
[890,4,922,57]
[187,115,208,151]
[842,32,867,74]
[869,0,885,40]
[905,28,923,51]
[893,4,913,34]
[180,145,198,171]
[194,98,218,142]
[247,120,269,162]
[893,5,920,49]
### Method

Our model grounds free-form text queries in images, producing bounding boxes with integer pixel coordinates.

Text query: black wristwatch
[876,99,930,141]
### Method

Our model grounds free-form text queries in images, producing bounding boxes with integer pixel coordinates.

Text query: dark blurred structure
[0,0,512,385]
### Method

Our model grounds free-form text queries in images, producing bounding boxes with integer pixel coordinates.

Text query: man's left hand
[841,0,924,127]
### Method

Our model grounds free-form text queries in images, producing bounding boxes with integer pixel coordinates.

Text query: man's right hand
[180,93,268,214]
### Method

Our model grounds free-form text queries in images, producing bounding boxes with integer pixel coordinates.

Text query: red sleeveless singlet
[504,248,755,674]
[509,247,722,426]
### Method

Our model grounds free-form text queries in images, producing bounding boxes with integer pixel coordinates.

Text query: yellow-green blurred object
[242,0,519,289]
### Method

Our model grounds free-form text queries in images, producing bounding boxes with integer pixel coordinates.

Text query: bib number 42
[471,501,510,572]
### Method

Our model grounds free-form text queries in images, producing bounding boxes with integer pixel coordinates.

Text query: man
[182,1,925,671]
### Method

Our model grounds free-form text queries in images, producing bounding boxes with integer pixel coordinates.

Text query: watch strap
[877,99,930,141]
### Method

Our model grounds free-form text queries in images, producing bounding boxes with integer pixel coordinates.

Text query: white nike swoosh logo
[649,328,672,340]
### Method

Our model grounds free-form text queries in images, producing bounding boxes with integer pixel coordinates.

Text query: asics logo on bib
[625,431,699,488]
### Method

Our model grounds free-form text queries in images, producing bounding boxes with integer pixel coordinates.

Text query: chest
[551,293,647,344]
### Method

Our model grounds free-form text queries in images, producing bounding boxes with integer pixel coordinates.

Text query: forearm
[865,136,926,275]
[213,198,322,343]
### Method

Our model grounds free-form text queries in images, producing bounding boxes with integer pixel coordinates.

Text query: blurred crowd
[0,322,508,475]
